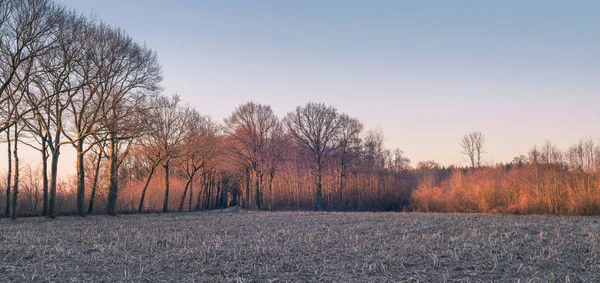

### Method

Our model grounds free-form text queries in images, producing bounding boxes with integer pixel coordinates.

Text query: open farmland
[1,211,600,282]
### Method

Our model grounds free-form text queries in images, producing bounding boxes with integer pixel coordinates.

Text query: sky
[2,0,600,176]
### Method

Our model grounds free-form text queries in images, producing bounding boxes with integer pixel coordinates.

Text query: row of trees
[1,0,416,219]
[2,0,599,219]
[0,0,161,218]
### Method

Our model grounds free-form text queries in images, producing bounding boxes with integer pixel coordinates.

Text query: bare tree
[262,121,288,210]
[32,10,92,218]
[0,0,61,217]
[224,102,281,210]
[134,132,165,213]
[177,113,220,212]
[0,0,61,132]
[334,114,363,208]
[10,123,18,219]
[364,128,387,169]
[389,148,411,172]
[86,140,105,214]
[143,94,187,213]
[95,26,161,215]
[60,15,106,217]
[461,131,485,168]
[3,111,11,217]
[284,102,341,211]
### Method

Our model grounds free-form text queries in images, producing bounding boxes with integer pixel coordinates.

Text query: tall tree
[461,131,485,168]
[284,102,342,211]
[334,114,363,208]
[144,94,187,213]
[224,102,281,210]
[34,11,90,218]
[61,15,106,217]
[177,113,220,212]
[262,125,288,210]
[96,26,161,215]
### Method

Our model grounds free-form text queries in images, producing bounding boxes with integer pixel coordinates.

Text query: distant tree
[389,148,411,172]
[262,123,288,210]
[460,131,485,168]
[511,155,527,167]
[284,102,341,211]
[364,128,387,169]
[334,114,363,208]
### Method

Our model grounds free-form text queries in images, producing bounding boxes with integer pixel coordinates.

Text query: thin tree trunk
[316,161,323,211]
[339,163,345,209]
[206,174,212,209]
[195,172,206,211]
[48,148,60,218]
[162,162,170,213]
[268,171,275,211]
[188,174,194,211]
[5,128,11,217]
[11,125,18,220]
[244,167,250,208]
[106,136,119,216]
[216,178,222,209]
[178,171,196,212]
[255,169,262,210]
[87,152,102,215]
[33,185,39,214]
[137,164,157,213]
[75,139,85,217]
[41,139,48,216]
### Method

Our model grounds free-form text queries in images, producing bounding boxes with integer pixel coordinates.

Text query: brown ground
[1,210,599,282]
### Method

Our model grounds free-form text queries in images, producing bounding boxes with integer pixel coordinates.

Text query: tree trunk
[230,182,238,207]
[48,148,60,218]
[106,136,119,216]
[11,125,18,220]
[75,139,85,217]
[206,175,212,209]
[188,174,194,211]
[216,178,222,209]
[206,174,215,209]
[339,163,345,209]
[5,128,11,217]
[162,162,170,213]
[244,167,250,208]
[255,169,262,210]
[41,139,48,216]
[33,185,39,214]
[178,171,196,212]
[87,152,102,215]
[316,161,323,211]
[137,165,156,213]
[268,171,275,211]
[195,173,206,211]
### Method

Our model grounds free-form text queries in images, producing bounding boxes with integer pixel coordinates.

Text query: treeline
[2,0,600,219]
[0,0,160,218]
[413,140,600,215]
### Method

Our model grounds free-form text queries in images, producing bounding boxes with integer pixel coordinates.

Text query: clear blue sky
[3,0,599,175]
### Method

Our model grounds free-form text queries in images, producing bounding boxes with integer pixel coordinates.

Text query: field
[1,210,600,282]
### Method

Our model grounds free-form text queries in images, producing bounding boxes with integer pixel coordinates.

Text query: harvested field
[1,211,600,282]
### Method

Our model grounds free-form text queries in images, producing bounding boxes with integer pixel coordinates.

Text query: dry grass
[1,211,600,282]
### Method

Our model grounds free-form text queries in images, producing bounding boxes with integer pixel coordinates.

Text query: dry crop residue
[1,212,599,282]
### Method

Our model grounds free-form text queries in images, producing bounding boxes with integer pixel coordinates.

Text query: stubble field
[1,209,600,282]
